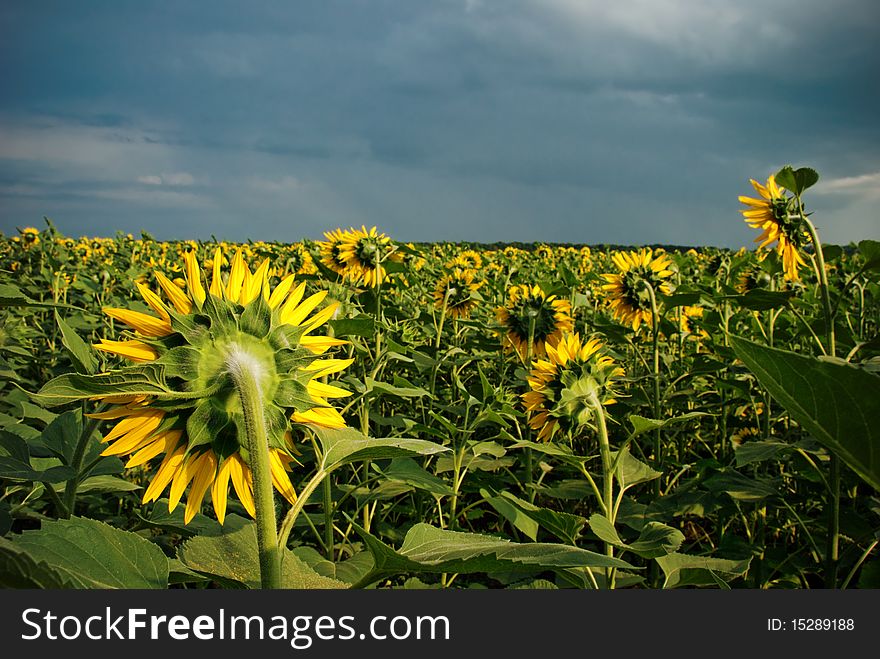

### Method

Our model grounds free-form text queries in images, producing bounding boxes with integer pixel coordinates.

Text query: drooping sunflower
[679,305,709,344]
[85,247,352,524]
[496,284,573,360]
[432,268,481,319]
[336,226,393,287]
[522,333,624,442]
[738,175,808,281]
[601,249,674,331]
[318,228,354,280]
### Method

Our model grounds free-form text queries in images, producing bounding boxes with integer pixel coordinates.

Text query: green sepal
[240,293,272,338]
[186,400,230,452]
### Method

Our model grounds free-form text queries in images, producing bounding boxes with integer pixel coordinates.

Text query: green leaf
[656,552,751,588]
[55,312,97,374]
[0,538,77,588]
[484,490,540,541]
[1,516,168,588]
[858,240,880,271]
[726,289,794,310]
[32,367,170,407]
[155,346,201,380]
[0,430,76,483]
[704,470,779,502]
[731,335,880,490]
[178,523,346,589]
[614,449,661,490]
[329,316,375,338]
[349,522,635,588]
[484,490,585,545]
[774,164,819,195]
[628,412,709,438]
[366,377,430,399]
[376,458,454,496]
[69,475,141,494]
[186,399,229,451]
[312,426,448,472]
[588,514,684,559]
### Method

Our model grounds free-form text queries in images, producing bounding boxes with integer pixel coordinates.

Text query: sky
[1,0,878,247]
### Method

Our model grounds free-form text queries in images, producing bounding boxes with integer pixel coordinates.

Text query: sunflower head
[679,305,709,343]
[90,247,352,524]
[20,227,40,248]
[335,226,393,287]
[600,249,674,331]
[739,175,810,281]
[433,268,481,319]
[318,228,353,279]
[522,333,624,442]
[496,284,573,360]
[447,249,483,271]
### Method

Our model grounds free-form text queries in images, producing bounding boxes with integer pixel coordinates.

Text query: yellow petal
[241,259,270,306]
[155,271,192,314]
[94,339,158,363]
[229,455,256,518]
[143,444,186,503]
[185,452,217,523]
[126,430,180,468]
[281,290,328,326]
[184,250,207,308]
[169,453,197,512]
[135,283,171,322]
[268,274,296,309]
[225,250,247,304]
[210,247,224,299]
[211,457,234,525]
[307,380,351,399]
[103,307,172,337]
[300,336,348,354]
[269,449,297,505]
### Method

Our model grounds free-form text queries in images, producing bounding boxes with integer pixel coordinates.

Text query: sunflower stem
[645,283,662,491]
[801,212,840,589]
[228,349,282,590]
[62,404,106,517]
[589,391,615,589]
[524,313,537,502]
[277,467,329,550]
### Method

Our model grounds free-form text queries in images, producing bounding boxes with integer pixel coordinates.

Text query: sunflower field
[0,165,878,590]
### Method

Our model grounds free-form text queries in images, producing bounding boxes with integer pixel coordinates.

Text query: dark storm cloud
[1,0,878,246]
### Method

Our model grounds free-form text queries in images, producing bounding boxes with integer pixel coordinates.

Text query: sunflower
[318,228,353,279]
[87,247,352,523]
[496,284,573,360]
[735,266,770,294]
[433,268,481,319]
[335,226,393,287]
[739,175,808,281]
[601,249,674,331]
[679,305,709,344]
[522,333,624,442]
[447,249,483,271]
[20,227,40,248]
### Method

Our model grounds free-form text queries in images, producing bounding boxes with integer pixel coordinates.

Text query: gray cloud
[1,0,878,246]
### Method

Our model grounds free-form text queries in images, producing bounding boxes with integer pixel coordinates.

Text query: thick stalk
[524,313,537,502]
[802,214,840,588]
[228,350,281,589]
[278,468,328,550]
[62,405,106,517]
[589,392,615,589]
[645,283,662,494]
[323,474,334,560]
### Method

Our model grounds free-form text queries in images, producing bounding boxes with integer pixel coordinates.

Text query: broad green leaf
[366,377,430,399]
[614,449,661,490]
[731,335,880,490]
[0,538,77,588]
[858,239,880,271]
[2,516,168,588]
[656,552,751,588]
[348,522,634,588]
[32,367,170,407]
[484,490,540,540]
[55,312,97,374]
[704,470,779,502]
[588,514,684,559]
[628,412,709,438]
[312,426,448,471]
[329,316,375,338]
[376,457,454,496]
[178,523,346,589]
[774,164,819,195]
[484,489,585,545]
[68,474,141,494]
[0,430,76,483]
